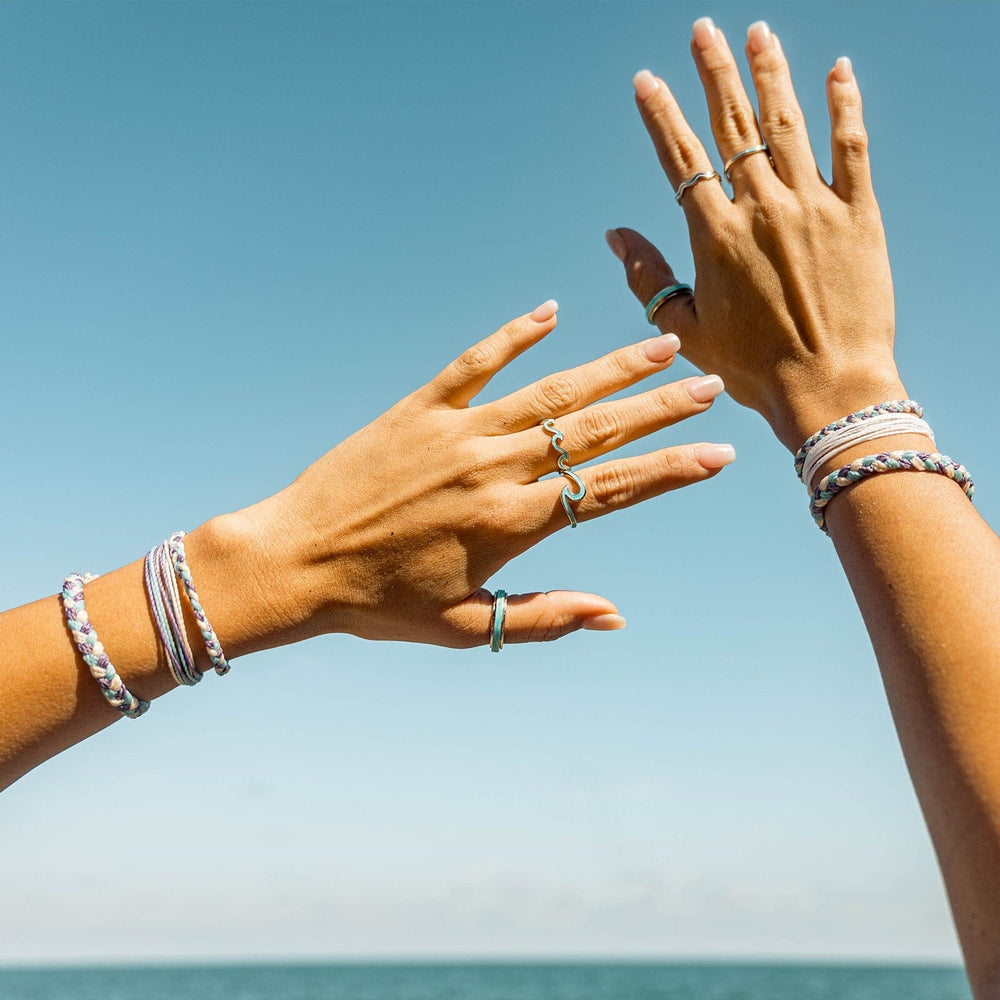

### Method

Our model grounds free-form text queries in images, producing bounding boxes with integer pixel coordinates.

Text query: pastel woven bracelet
[167,531,231,676]
[144,540,201,687]
[810,450,975,534]
[794,400,924,481]
[799,411,935,493]
[61,573,150,719]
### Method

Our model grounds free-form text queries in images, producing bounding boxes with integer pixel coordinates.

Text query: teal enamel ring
[645,283,693,325]
[490,590,508,652]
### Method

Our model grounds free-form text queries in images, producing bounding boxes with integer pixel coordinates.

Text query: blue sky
[2,1,996,964]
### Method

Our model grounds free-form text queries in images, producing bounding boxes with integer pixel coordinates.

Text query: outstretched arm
[607,18,1000,996]
[1,302,733,790]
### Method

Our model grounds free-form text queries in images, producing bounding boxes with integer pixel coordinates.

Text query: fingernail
[642,333,680,362]
[834,56,853,83]
[604,228,626,261]
[633,69,659,100]
[697,443,736,469]
[531,299,559,322]
[747,20,773,54]
[582,613,627,631]
[692,17,718,50]
[686,374,725,403]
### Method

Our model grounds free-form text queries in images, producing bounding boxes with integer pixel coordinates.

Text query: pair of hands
[230,17,899,654]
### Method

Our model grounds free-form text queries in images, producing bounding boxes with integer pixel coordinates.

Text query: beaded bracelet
[794,400,924,481]
[810,450,975,534]
[61,573,150,719]
[167,531,230,675]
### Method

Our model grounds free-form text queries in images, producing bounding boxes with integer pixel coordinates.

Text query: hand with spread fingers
[605,20,1000,998]
[606,17,900,454]
[258,299,733,650]
[2,299,733,788]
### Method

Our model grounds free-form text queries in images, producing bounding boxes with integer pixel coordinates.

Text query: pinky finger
[528,441,736,533]
[444,589,626,649]
[826,57,874,204]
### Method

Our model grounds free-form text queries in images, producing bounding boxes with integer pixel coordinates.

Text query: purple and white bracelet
[61,573,150,719]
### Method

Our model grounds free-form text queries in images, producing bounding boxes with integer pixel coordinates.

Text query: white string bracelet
[800,412,935,493]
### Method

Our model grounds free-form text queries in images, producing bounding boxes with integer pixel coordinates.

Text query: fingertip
[530,299,559,323]
[696,442,736,469]
[834,56,854,84]
[633,69,659,101]
[582,614,627,632]
[604,228,627,261]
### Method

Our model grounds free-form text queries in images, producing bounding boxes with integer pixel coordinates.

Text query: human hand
[606,18,904,453]
[236,301,733,650]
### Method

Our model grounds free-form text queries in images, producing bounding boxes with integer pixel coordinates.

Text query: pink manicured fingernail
[834,56,853,83]
[531,299,559,322]
[692,17,718,50]
[582,613,627,631]
[642,333,680,362]
[747,20,773,54]
[633,69,659,100]
[697,443,736,469]
[687,374,724,403]
[605,228,626,261]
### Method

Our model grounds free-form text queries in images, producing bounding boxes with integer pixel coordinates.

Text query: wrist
[181,498,323,662]
[766,362,908,454]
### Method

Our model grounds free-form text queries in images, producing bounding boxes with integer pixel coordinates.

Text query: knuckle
[454,343,496,378]
[664,132,706,175]
[536,374,578,412]
[833,124,869,157]
[575,406,619,450]
[713,98,757,142]
[761,104,803,139]
[590,464,638,508]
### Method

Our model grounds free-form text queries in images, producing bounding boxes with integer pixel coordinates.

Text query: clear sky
[1,0,996,966]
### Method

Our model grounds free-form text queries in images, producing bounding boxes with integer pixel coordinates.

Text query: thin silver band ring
[723,144,771,182]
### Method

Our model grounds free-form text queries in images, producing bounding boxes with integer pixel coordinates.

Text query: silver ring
[674,170,721,204]
[723,143,771,182]
[541,419,587,528]
[490,590,508,652]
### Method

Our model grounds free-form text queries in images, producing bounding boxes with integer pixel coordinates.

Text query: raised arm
[1,302,733,790]
[606,18,1000,997]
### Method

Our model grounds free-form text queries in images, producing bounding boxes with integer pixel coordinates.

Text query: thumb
[605,227,696,337]
[445,589,626,649]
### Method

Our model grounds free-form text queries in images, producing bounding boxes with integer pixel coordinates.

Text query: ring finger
[520,441,736,537]
[516,373,725,478]
[690,17,773,194]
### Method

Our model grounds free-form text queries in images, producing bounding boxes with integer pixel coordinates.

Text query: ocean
[0,962,973,1000]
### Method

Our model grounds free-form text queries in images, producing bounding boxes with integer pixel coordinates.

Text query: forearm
[821,441,1000,995]
[0,509,296,790]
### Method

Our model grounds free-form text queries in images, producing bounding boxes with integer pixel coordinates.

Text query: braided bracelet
[167,531,230,675]
[810,450,975,534]
[794,400,924,481]
[61,573,150,719]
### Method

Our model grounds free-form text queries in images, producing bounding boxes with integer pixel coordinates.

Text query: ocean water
[0,962,973,1000]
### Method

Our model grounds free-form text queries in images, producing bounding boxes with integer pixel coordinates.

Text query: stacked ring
[490,590,508,652]
[645,283,693,325]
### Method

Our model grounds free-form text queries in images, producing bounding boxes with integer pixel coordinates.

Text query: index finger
[632,69,730,217]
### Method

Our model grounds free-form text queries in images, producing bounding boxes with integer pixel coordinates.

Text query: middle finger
[477,334,681,433]
[690,17,774,195]
[515,373,726,479]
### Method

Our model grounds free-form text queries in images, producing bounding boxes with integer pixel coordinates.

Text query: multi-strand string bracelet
[795,399,975,534]
[61,530,229,719]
